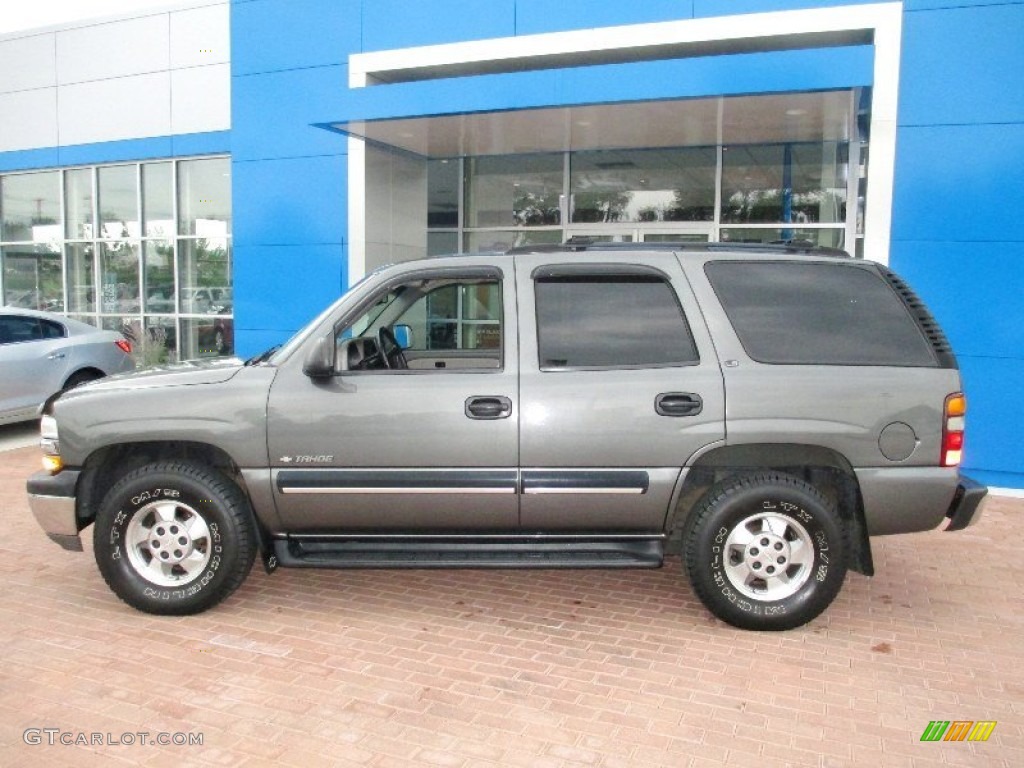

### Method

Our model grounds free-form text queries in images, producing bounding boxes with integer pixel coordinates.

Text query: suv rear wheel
[93,461,256,615]
[683,472,848,630]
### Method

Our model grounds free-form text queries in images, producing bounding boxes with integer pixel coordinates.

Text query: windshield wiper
[244,345,281,366]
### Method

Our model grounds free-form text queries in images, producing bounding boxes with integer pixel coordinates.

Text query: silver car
[0,308,135,425]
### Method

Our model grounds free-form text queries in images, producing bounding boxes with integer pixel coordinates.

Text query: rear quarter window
[704,261,938,366]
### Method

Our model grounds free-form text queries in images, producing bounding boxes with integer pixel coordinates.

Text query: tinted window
[535,275,697,369]
[705,261,937,366]
[0,315,53,344]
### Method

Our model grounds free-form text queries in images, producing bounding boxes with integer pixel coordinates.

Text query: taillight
[115,339,132,355]
[942,393,966,467]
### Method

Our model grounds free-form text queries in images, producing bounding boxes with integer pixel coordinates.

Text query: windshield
[264,267,389,365]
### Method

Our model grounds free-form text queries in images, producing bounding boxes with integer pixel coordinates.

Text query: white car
[0,308,135,426]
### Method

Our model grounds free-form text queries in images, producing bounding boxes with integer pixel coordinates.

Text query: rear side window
[705,261,937,366]
[535,274,698,369]
[0,315,64,344]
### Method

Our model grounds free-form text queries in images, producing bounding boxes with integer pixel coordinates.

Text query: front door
[514,251,726,532]
[266,264,519,532]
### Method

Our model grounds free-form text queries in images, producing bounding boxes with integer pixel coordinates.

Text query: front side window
[535,271,698,369]
[335,275,503,372]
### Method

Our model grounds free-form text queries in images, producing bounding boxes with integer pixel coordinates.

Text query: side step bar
[273,535,664,569]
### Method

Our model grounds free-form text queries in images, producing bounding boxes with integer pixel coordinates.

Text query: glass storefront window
[0,155,231,365]
[98,241,140,314]
[428,159,459,228]
[65,168,94,240]
[719,227,845,249]
[179,317,230,360]
[178,158,231,237]
[465,154,563,228]
[464,229,562,253]
[178,238,231,314]
[570,148,716,224]
[427,231,459,256]
[98,165,139,238]
[143,241,175,314]
[142,315,177,366]
[65,243,95,313]
[721,142,848,224]
[1,244,63,310]
[142,162,174,238]
[1,171,60,243]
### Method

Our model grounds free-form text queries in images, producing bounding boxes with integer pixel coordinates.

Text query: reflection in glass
[428,159,459,228]
[719,228,845,249]
[571,148,716,224]
[178,238,231,314]
[142,315,178,366]
[1,171,61,242]
[424,282,501,350]
[466,154,562,228]
[2,244,63,310]
[98,241,140,314]
[721,143,847,224]
[143,241,175,313]
[143,162,174,237]
[98,165,140,238]
[65,243,95,313]
[180,317,231,360]
[65,168,94,240]
[178,158,231,236]
[464,229,562,253]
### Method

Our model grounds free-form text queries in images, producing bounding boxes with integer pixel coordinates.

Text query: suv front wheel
[93,461,256,615]
[683,472,848,631]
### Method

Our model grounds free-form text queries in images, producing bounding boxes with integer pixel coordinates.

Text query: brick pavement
[0,444,1021,767]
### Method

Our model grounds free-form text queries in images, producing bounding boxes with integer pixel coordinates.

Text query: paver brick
[1,446,1021,767]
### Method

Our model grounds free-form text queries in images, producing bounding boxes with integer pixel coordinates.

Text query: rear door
[0,314,70,415]
[515,252,726,532]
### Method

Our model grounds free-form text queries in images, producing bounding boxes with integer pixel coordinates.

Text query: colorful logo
[920,721,996,742]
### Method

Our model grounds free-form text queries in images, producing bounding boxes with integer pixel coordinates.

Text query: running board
[273,536,664,569]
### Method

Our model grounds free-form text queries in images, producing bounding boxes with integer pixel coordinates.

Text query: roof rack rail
[506,238,851,258]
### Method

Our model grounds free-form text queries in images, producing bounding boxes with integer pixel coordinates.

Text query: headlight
[40,415,62,473]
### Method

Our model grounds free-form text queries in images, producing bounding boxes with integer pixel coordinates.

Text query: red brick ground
[0,445,1020,767]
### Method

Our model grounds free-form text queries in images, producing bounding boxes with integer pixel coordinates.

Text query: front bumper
[26,470,83,551]
[944,475,988,531]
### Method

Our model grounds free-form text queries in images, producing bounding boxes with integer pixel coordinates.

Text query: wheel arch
[671,442,873,575]
[62,366,105,389]
[77,440,273,557]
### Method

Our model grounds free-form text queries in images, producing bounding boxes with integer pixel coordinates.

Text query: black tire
[63,369,103,390]
[93,461,257,615]
[682,472,848,631]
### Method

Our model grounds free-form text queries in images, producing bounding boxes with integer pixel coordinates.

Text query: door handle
[465,396,512,420]
[47,352,66,360]
[655,392,703,417]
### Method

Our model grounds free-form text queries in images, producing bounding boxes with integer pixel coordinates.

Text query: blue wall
[227,0,1023,487]
[889,1,1024,487]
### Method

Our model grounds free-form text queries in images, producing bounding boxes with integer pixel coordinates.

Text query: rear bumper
[26,470,83,552]
[944,475,988,532]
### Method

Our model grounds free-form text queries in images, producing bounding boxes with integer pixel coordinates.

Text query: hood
[69,356,245,394]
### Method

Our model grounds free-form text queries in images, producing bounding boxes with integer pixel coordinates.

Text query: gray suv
[26,243,987,630]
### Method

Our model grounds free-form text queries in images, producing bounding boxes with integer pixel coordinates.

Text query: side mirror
[302,335,335,379]
[393,324,413,349]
